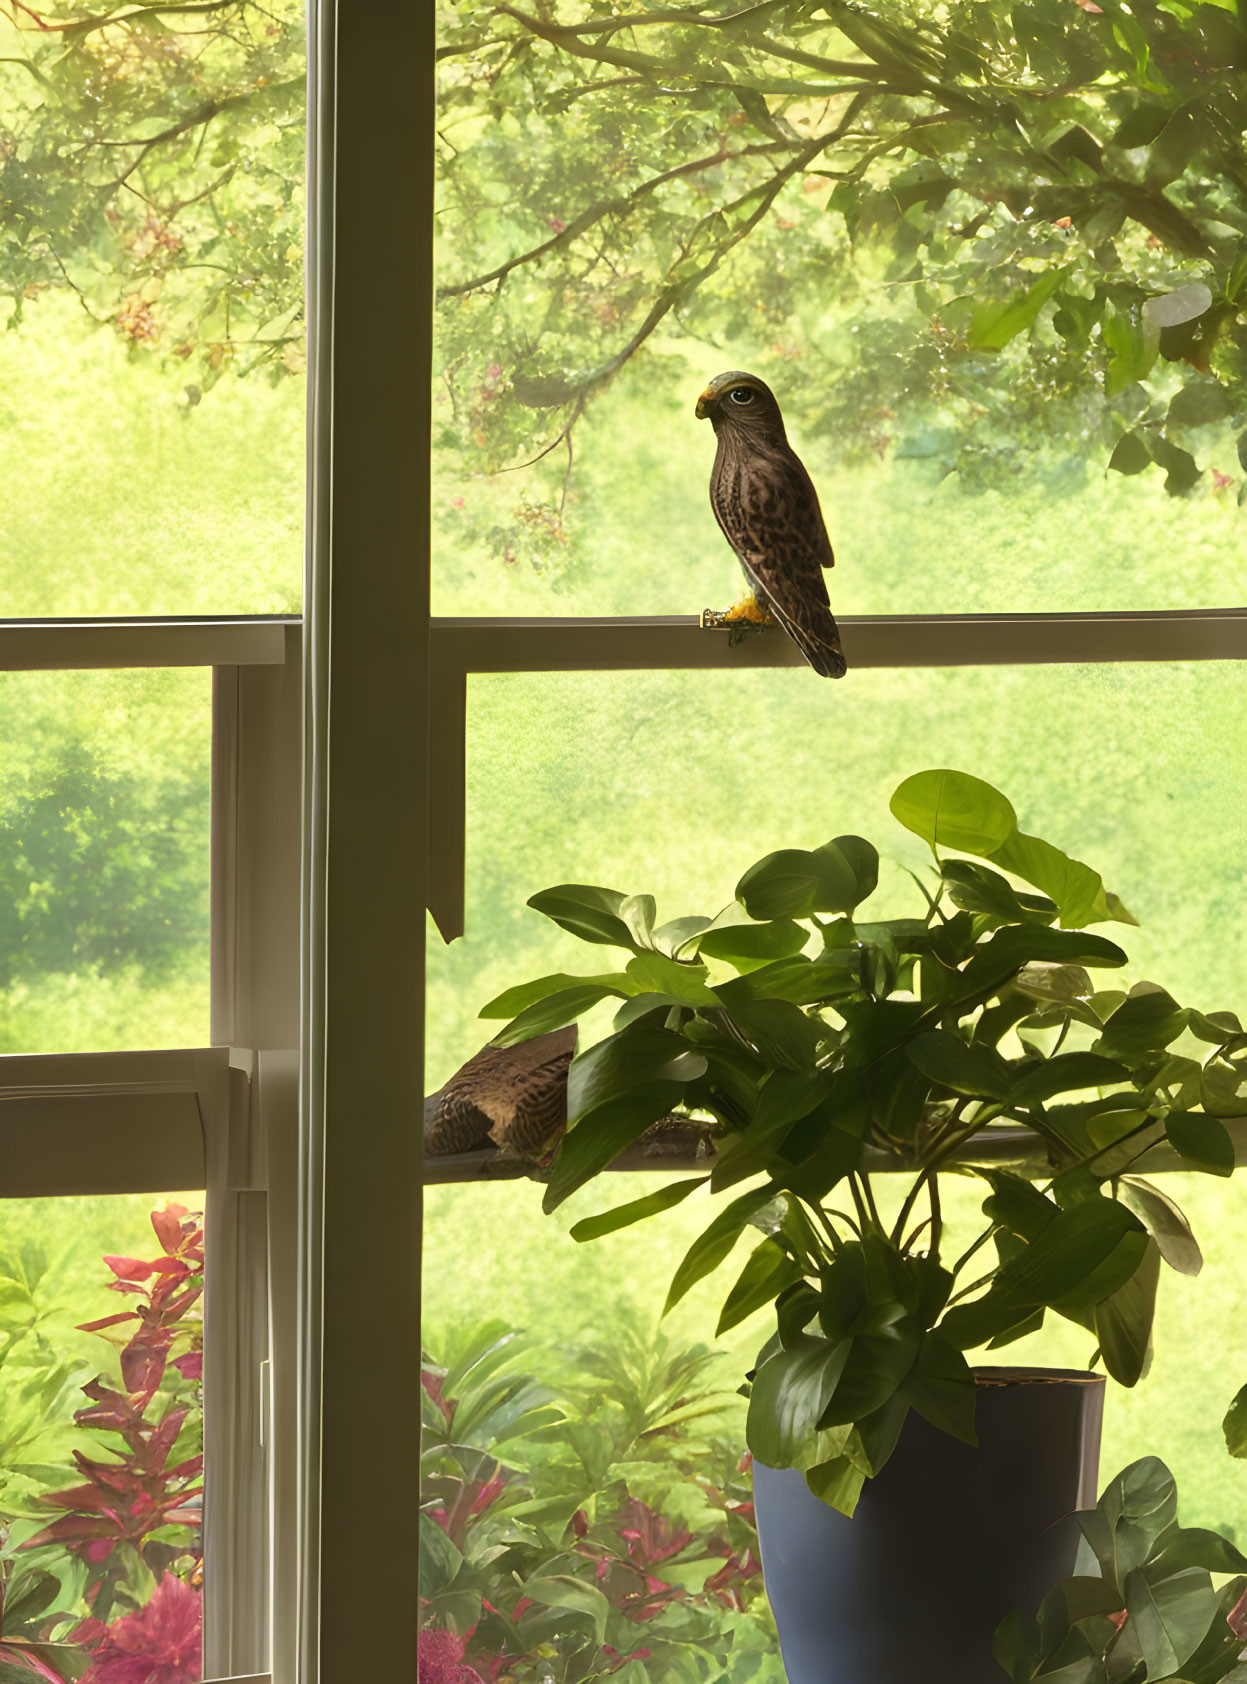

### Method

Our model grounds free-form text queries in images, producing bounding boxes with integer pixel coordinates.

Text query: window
[10,1,1231,1679]
[414,1,1247,1679]
[0,0,306,1677]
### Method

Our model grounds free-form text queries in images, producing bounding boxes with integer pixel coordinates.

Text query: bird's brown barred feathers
[696,371,847,679]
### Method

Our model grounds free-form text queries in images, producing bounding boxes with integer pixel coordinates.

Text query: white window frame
[0,620,301,1684]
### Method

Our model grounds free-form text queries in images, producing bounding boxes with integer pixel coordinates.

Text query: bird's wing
[728,450,846,678]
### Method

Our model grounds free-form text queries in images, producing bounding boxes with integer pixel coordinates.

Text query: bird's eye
[728,387,756,405]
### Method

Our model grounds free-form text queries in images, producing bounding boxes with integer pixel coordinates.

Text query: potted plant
[995,1454,1247,1683]
[477,768,1247,1682]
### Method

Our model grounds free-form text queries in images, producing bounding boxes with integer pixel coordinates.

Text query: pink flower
[418,1628,486,1684]
[79,1575,201,1684]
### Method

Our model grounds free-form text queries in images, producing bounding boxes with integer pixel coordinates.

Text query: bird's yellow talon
[724,593,775,625]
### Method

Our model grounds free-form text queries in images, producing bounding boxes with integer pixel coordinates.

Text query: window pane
[428,660,1245,1080]
[0,1195,203,1681]
[0,5,305,614]
[425,659,1247,1573]
[434,11,1243,617]
[421,1180,782,1682]
[423,1174,1247,1565]
[0,670,210,1052]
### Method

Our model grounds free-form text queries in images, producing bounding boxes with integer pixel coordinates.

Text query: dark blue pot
[752,1367,1105,1684]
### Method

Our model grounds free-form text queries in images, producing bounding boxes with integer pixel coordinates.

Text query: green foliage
[0,670,211,1053]
[0,0,305,390]
[420,1319,784,1683]
[435,0,1247,540]
[995,1457,1247,1683]
[0,736,208,992]
[483,770,1247,1512]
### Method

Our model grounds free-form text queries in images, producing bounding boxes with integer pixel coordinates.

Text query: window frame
[0,618,300,1684]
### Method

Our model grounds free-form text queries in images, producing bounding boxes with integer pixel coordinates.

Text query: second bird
[696,371,847,679]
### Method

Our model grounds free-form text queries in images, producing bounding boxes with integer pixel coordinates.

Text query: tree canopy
[0,0,304,391]
[3,0,1243,511]
[435,0,1247,498]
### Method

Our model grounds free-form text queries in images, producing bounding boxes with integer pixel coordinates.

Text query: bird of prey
[696,371,847,678]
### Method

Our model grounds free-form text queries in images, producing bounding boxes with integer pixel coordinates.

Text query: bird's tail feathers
[770,598,847,679]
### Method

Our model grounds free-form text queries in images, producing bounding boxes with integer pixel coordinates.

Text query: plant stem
[952,1221,999,1279]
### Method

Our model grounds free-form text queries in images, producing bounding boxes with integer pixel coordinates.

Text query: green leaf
[620,893,657,949]
[1009,1052,1129,1105]
[711,1066,838,1189]
[489,985,616,1047]
[1224,1384,1247,1458]
[1080,1457,1179,1593]
[906,1029,1011,1099]
[526,883,638,948]
[901,1331,978,1444]
[959,925,1128,999]
[624,950,719,1004]
[419,1509,464,1597]
[890,769,1017,855]
[653,914,714,959]
[1144,281,1212,329]
[830,834,880,905]
[1200,1056,1247,1118]
[817,1315,924,1428]
[717,1236,803,1334]
[1119,1177,1202,1276]
[0,1569,60,1629]
[697,917,810,969]
[942,859,1052,924]
[746,1335,850,1467]
[988,829,1122,929]
[941,1197,1146,1349]
[1103,298,1160,394]
[1148,1527,1247,1579]
[566,1022,706,1124]
[736,841,865,919]
[803,1452,866,1517]
[480,971,632,1019]
[520,1574,611,1645]
[720,997,823,1072]
[1124,1564,1218,1678]
[1093,1236,1160,1387]
[1165,1110,1235,1176]
[570,1175,709,1242]
[968,268,1067,351]
[544,1084,692,1211]
[664,1184,781,1313]
[1167,379,1231,429]
[715,952,859,1006]
[1095,989,1188,1061]
[1110,430,1153,475]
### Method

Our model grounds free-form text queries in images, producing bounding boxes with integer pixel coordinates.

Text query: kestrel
[696,371,847,678]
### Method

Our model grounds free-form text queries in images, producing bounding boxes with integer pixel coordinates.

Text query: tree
[435,0,1247,496]
[0,0,305,390]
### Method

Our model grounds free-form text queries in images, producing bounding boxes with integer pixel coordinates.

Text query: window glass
[0,3,305,614]
[427,660,1245,1086]
[433,8,1245,618]
[0,1195,203,1681]
[0,670,211,1053]
[423,1172,1247,1558]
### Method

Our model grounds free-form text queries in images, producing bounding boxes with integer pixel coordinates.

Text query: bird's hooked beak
[695,387,716,421]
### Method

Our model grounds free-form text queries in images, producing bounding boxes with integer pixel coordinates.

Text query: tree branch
[438,139,792,299]
[510,116,865,411]
[5,0,248,40]
[490,2,893,93]
[514,1,892,79]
